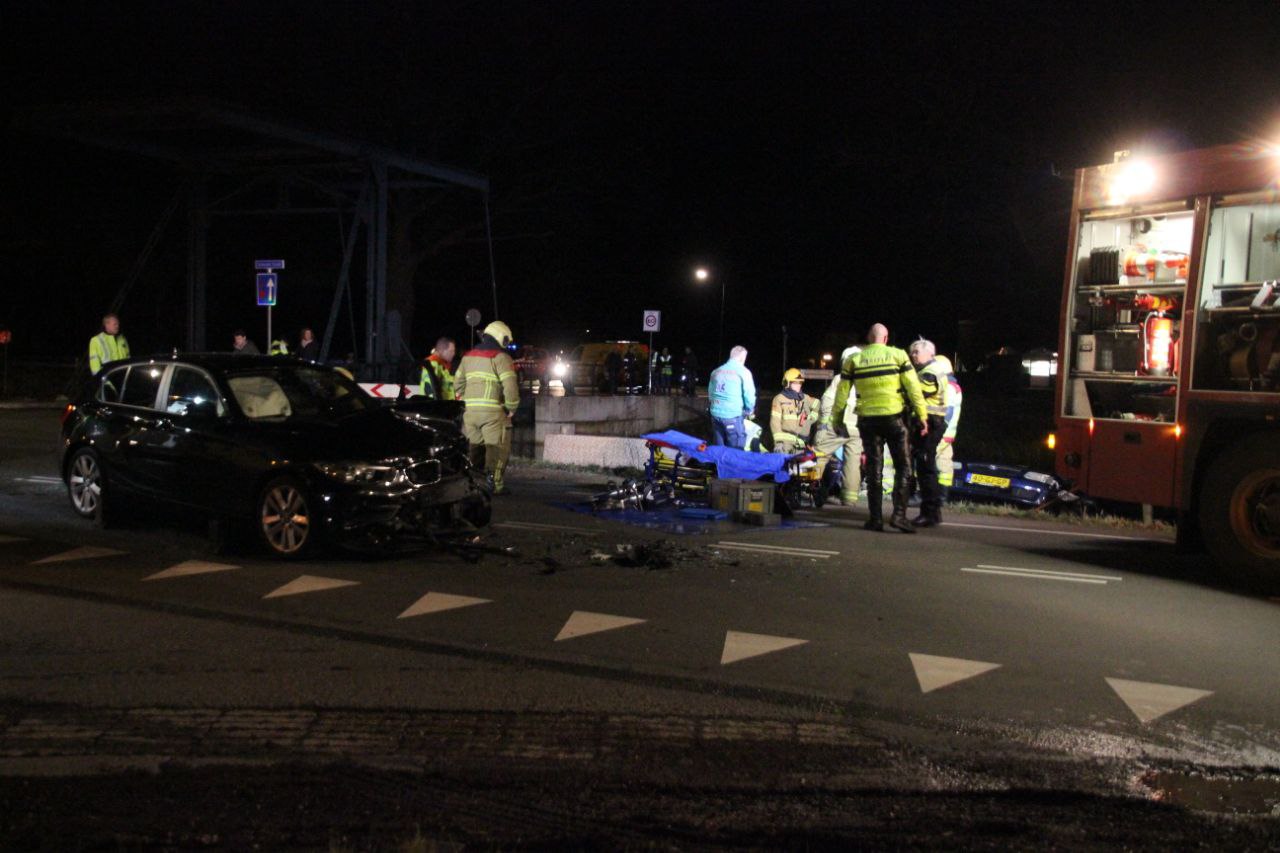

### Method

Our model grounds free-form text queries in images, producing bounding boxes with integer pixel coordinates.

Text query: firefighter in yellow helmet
[454,320,520,495]
[769,368,818,454]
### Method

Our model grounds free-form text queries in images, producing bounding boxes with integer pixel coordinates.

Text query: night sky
[4,1,1280,376]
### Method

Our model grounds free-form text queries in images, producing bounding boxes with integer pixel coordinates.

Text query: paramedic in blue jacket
[708,345,757,448]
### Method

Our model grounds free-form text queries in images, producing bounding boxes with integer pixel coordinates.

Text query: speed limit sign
[642,310,661,333]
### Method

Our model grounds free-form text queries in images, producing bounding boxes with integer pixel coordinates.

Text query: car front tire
[66,447,123,527]
[256,475,315,559]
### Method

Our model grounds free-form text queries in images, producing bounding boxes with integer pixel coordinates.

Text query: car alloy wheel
[67,448,103,518]
[258,477,313,558]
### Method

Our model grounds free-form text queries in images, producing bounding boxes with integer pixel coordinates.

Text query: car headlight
[553,362,567,378]
[314,461,407,487]
[1024,471,1058,486]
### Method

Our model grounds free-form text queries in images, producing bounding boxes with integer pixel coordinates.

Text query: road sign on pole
[256,273,278,307]
[255,259,286,270]
[642,310,661,333]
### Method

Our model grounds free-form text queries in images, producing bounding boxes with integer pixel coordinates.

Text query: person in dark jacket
[681,346,699,396]
[297,327,319,361]
[603,349,622,395]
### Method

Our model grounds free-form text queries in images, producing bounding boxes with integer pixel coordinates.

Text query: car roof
[101,353,324,372]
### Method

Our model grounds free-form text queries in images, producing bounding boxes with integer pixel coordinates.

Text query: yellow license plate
[967,473,1011,488]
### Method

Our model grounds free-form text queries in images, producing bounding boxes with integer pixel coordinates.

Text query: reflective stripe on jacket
[419,355,454,400]
[916,358,952,418]
[770,391,818,444]
[832,342,926,423]
[88,333,129,375]
[454,347,519,414]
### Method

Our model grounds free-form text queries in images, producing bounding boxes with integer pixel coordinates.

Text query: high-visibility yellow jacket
[833,342,926,424]
[770,391,818,445]
[88,332,129,375]
[916,358,953,418]
[454,342,519,416]
[934,355,962,442]
[419,354,454,400]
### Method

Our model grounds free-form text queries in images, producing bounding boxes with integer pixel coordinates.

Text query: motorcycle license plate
[966,473,1011,488]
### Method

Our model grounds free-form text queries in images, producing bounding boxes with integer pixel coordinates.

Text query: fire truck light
[1175,423,1182,439]
[1046,432,1056,450]
[1088,417,1095,435]
[1108,159,1157,204]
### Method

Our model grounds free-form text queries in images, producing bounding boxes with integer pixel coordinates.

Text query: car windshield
[227,366,371,421]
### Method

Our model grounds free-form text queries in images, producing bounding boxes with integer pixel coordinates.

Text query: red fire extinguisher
[1142,312,1175,376]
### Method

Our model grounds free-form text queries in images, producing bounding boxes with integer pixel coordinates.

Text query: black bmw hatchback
[60,354,490,557]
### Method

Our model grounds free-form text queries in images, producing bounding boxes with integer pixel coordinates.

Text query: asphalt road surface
[1,405,1277,849]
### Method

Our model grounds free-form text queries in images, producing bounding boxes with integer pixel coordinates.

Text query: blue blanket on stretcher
[641,430,793,483]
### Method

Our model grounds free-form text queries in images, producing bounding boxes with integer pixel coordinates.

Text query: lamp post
[694,266,725,362]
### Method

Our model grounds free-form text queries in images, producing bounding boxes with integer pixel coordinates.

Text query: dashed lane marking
[13,476,62,485]
[0,535,29,544]
[712,542,838,560]
[31,546,128,564]
[263,575,360,599]
[720,631,808,665]
[495,521,596,534]
[909,653,1002,693]
[554,610,647,641]
[941,520,1169,543]
[144,560,240,581]
[398,592,491,619]
[961,564,1121,584]
[1105,677,1214,724]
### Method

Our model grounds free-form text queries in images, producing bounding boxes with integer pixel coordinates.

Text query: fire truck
[1051,141,1280,593]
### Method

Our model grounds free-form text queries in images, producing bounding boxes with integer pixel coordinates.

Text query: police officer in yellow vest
[833,323,928,533]
[88,313,130,375]
[770,368,819,454]
[908,338,952,527]
[454,321,520,495]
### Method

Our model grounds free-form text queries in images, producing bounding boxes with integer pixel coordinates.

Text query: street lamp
[694,267,725,361]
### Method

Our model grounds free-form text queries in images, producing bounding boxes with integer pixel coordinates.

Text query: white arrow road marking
[263,575,360,599]
[909,653,1002,693]
[720,631,809,665]
[0,534,29,544]
[1105,677,1214,724]
[554,611,647,641]
[495,521,596,534]
[144,560,240,581]
[398,592,491,619]
[32,546,128,564]
[960,564,1121,584]
[712,542,838,560]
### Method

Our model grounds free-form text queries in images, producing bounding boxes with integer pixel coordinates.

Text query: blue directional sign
[256,273,278,307]
[255,259,286,270]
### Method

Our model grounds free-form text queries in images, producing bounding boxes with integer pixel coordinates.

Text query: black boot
[910,514,940,527]
[889,513,917,533]
[863,518,884,531]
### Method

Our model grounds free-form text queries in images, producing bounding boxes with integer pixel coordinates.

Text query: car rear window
[121,365,165,409]
[166,367,223,416]
[99,367,128,404]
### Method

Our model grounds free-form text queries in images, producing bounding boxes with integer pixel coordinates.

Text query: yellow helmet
[782,367,804,385]
[483,320,513,346]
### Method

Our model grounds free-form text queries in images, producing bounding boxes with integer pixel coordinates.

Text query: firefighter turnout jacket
[833,342,927,425]
[88,332,130,375]
[454,339,520,415]
[770,390,818,449]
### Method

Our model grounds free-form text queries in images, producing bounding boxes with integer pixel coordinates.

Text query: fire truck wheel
[1199,434,1280,594]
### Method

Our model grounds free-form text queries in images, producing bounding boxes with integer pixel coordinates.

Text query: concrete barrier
[542,434,651,469]
[533,394,706,458]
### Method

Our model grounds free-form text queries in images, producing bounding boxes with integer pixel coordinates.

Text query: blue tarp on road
[642,429,793,483]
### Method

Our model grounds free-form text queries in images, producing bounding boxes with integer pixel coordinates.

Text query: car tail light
[59,404,76,426]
